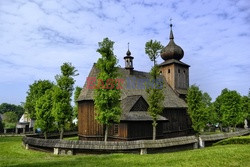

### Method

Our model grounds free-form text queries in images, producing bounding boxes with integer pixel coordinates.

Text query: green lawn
[1,137,250,167]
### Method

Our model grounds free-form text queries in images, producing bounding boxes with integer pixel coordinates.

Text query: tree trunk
[104,125,108,142]
[233,125,236,132]
[44,131,47,139]
[219,123,222,132]
[60,127,64,140]
[153,125,156,140]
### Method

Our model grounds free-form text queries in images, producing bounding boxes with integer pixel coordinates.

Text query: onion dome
[161,24,184,61]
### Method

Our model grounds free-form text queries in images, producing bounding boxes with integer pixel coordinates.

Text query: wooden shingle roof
[77,63,187,109]
[120,95,167,121]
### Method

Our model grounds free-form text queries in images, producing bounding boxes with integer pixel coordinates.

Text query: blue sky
[0,0,249,105]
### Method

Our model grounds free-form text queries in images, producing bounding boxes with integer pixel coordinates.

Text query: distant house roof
[77,64,187,109]
[19,113,31,123]
[16,113,34,128]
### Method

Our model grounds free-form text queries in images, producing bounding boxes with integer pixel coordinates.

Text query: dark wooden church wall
[161,108,192,137]
[127,122,163,140]
[78,100,103,138]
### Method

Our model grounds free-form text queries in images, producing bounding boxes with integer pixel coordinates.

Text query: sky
[0,0,250,105]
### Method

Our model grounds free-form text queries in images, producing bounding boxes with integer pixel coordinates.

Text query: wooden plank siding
[78,101,193,141]
[78,100,129,141]
[78,101,103,139]
[161,108,193,138]
[127,122,163,140]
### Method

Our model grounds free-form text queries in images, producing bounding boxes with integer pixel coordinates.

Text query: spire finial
[169,18,174,40]
[128,42,130,50]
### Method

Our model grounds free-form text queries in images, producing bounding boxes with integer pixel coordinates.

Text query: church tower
[124,43,134,74]
[159,24,190,99]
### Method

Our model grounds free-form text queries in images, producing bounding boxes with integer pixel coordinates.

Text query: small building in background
[16,113,34,133]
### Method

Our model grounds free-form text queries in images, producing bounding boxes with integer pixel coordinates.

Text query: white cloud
[0,0,250,104]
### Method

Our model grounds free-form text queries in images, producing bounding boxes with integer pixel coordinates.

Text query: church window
[183,70,186,73]
[114,124,119,135]
[178,69,180,73]
[168,69,170,73]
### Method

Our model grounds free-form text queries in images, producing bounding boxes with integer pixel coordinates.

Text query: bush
[3,122,16,129]
[213,136,250,146]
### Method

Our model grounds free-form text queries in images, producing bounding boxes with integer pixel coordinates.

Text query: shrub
[213,136,250,146]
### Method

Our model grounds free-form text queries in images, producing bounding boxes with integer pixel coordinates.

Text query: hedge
[213,135,250,146]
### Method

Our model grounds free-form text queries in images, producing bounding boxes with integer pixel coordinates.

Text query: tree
[0,103,24,119]
[145,40,164,66]
[186,85,209,133]
[201,92,217,128]
[214,89,244,131]
[202,92,212,107]
[94,38,121,142]
[35,89,55,139]
[73,86,82,120]
[53,63,78,140]
[241,96,250,121]
[2,111,18,129]
[24,80,54,119]
[145,39,164,140]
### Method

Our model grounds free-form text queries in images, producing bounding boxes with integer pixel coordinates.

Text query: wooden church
[77,24,193,141]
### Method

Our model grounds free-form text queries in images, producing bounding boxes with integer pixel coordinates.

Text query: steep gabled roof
[120,95,167,121]
[77,63,187,108]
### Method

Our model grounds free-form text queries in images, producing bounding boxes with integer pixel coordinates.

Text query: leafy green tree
[0,103,24,119]
[145,39,164,140]
[201,92,218,130]
[214,89,244,131]
[94,38,121,142]
[241,96,250,121]
[53,63,78,140]
[186,85,209,133]
[2,111,18,129]
[35,90,55,139]
[202,92,212,107]
[73,86,82,120]
[24,80,54,119]
[145,40,164,66]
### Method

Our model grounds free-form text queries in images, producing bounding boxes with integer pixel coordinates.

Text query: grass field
[0,137,250,167]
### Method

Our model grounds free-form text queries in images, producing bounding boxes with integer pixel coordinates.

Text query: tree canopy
[214,89,245,130]
[35,89,55,139]
[2,111,18,129]
[53,62,78,139]
[145,39,165,140]
[0,103,24,119]
[73,86,82,120]
[145,39,164,66]
[94,37,121,142]
[24,80,54,119]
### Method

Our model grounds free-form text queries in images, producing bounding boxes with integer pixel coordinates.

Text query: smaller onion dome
[161,24,184,61]
[126,49,131,56]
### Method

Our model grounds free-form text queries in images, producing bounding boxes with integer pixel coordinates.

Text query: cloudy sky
[0,0,250,105]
